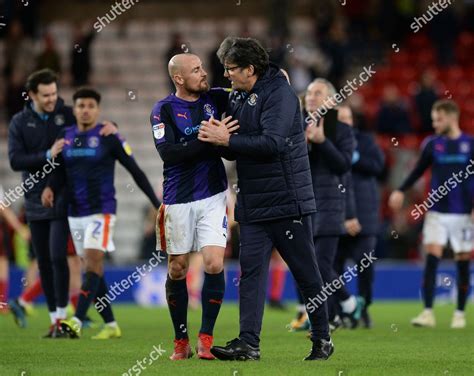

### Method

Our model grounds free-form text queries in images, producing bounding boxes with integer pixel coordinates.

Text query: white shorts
[156,191,227,255]
[422,211,474,253]
[68,214,116,257]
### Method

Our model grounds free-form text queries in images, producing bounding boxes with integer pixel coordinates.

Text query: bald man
[150,54,238,360]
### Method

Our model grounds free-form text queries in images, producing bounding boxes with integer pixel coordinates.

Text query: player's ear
[174,74,184,86]
[247,65,255,77]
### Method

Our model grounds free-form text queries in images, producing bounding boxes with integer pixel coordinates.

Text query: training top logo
[54,114,65,126]
[247,93,258,106]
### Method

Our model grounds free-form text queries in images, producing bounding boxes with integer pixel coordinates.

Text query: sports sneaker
[304,338,334,361]
[411,309,436,328]
[92,324,122,339]
[197,333,215,360]
[451,311,466,329]
[170,338,193,360]
[289,312,310,331]
[329,315,343,333]
[8,299,27,328]
[342,296,365,329]
[60,318,82,338]
[43,321,68,339]
[211,338,260,361]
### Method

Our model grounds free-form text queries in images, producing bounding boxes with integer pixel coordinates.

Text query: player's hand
[17,225,31,242]
[50,139,65,159]
[198,116,232,146]
[344,218,361,236]
[41,187,54,208]
[215,115,240,133]
[305,117,325,144]
[388,190,404,211]
[100,120,118,136]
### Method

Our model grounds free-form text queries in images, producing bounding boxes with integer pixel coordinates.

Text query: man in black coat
[198,37,333,361]
[304,79,364,329]
[8,69,117,337]
[336,105,385,328]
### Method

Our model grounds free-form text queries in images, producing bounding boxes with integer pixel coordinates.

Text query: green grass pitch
[0,302,473,375]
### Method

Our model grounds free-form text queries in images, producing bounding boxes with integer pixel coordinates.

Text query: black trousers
[314,235,353,320]
[28,218,70,312]
[239,215,329,347]
[336,235,376,307]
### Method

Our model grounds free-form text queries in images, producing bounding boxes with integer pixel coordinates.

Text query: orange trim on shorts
[102,214,111,249]
[158,204,167,252]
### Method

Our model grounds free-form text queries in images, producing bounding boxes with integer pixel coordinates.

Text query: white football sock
[49,311,57,325]
[341,296,357,314]
[56,306,67,320]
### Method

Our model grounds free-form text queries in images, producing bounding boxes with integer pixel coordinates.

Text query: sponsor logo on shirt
[184,124,200,136]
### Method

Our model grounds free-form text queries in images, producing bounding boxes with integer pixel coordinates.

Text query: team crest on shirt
[153,123,165,140]
[204,103,214,117]
[54,114,65,126]
[460,141,470,153]
[88,136,99,148]
[247,93,258,106]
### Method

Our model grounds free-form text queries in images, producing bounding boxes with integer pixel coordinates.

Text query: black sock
[456,260,470,311]
[94,277,115,323]
[166,276,189,340]
[422,254,439,309]
[75,271,101,321]
[200,271,225,335]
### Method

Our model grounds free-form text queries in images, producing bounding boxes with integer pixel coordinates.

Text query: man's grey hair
[311,78,337,96]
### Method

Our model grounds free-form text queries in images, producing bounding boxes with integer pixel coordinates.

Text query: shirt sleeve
[46,154,67,193]
[399,138,434,191]
[8,117,49,171]
[311,123,354,175]
[109,134,161,209]
[343,172,357,220]
[353,134,385,176]
[210,88,232,118]
[150,102,213,165]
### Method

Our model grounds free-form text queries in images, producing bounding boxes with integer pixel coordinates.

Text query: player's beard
[185,80,210,95]
[438,124,451,136]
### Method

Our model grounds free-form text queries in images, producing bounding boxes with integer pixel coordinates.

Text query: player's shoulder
[151,95,175,113]
[207,87,232,99]
[420,134,438,149]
